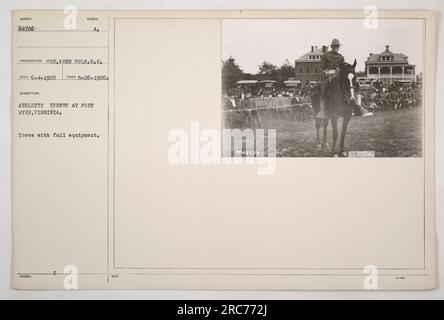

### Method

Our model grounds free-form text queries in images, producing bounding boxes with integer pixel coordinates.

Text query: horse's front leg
[339,115,351,157]
[331,117,338,155]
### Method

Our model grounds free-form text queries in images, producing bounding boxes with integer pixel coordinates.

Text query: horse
[311,60,358,157]
[310,85,329,151]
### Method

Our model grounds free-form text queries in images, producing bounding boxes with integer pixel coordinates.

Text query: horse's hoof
[316,144,322,151]
[339,151,349,157]
[332,153,339,157]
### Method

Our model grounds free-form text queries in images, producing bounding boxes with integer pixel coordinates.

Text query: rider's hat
[330,38,342,47]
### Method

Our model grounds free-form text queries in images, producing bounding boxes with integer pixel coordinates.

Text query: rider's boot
[353,99,374,117]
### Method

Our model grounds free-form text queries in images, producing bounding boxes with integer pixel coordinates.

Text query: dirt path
[262,107,423,157]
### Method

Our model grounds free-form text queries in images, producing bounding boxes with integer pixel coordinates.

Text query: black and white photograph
[2,2,441,301]
[222,19,424,157]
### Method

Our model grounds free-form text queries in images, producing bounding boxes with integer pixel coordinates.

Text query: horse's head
[339,59,358,95]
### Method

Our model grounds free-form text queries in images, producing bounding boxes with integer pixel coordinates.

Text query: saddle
[323,68,340,81]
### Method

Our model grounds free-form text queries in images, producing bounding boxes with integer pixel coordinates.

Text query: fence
[223,96,312,113]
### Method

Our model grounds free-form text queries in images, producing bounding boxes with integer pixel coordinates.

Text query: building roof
[236,80,258,84]
[283,80,301,86]
[295,46,325,62]
[366,45,410,64]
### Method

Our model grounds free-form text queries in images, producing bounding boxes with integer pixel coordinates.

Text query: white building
[364,45,416,84]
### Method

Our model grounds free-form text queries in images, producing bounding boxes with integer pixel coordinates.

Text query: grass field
[261,107,423,157]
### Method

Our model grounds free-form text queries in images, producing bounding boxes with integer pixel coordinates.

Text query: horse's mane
[339,62,355,78]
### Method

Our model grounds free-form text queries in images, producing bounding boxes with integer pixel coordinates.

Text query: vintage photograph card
[11,10,436,290]
[221,18,424,158]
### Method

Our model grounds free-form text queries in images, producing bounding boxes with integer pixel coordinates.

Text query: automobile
[258,80,277,97]
[395,80,414,87]
[234,80,259,97]
[283,79,302,96]
[359,83,372,90]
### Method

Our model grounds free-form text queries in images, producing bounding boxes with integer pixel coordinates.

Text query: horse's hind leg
[253,112,261,128]
[340,115,351,156]
[331,117,338,155]
[315,119,322,150]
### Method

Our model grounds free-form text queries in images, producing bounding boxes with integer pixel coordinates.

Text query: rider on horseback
[316,38,344,119]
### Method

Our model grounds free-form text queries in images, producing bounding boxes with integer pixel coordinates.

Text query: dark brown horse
[311,60,358,156]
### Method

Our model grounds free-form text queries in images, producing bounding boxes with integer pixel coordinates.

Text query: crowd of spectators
[358,80,422,112]
[222,80,422,128]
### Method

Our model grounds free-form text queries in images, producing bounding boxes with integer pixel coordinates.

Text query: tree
[222,56,243,94]
[276,60,295,82]
[242,73,255,80]
[258,61,278,78]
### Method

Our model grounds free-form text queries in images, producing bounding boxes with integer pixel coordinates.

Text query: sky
[222,19,424,74]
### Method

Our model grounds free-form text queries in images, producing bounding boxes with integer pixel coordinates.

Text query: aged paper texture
[11,10,436,290]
